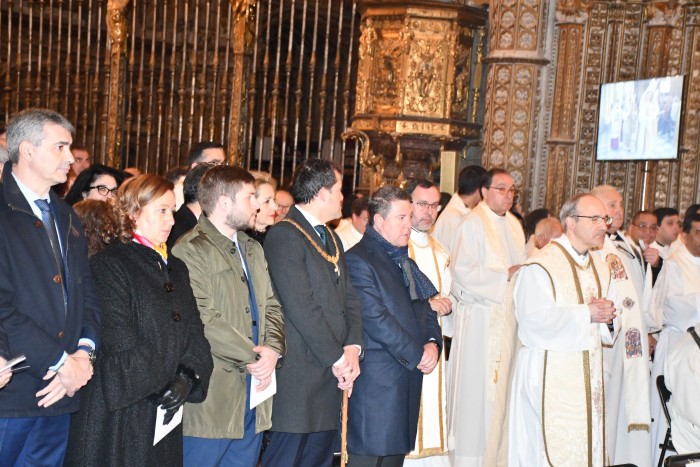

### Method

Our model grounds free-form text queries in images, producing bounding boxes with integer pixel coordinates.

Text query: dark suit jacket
[264,206,363,433]
[0,162,101,417]
[166,203,198,250]
[345,232,442,456]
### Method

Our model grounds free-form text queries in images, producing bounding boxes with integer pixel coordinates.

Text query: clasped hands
[588,298,617,324]
[0,357,12,389]
[37,349,93,408]
[332,345,361,396]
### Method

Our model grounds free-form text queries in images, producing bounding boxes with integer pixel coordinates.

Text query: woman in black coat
[65,174,213,466]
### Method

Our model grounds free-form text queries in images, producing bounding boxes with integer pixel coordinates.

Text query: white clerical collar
[554,235,589,266]
[410,228,429,247]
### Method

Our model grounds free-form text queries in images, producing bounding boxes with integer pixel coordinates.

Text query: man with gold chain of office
[403,179,453,467]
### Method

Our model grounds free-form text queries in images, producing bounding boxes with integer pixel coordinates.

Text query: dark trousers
[0,414,71,467]
[348,454,405,467]
[261,430,336,467]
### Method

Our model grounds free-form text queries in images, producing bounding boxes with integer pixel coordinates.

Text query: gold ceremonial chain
[280,218,341,275]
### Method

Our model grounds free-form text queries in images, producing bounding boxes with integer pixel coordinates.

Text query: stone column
[481,0,551,211]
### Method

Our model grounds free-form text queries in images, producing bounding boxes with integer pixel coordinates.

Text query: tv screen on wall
[596,75,685,161]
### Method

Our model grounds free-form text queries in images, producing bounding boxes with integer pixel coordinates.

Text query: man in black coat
[262,158,364,467]
[346,186,442,467]
[0,109,101,466]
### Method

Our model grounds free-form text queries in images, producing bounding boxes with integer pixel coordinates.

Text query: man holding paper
[173,165,285,466]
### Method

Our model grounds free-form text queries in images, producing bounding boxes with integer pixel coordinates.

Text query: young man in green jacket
[173,165,285,466]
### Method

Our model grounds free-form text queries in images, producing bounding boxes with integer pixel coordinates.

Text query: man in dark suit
[0,109,101,465]
[166,162,214,250]
[262,158,364,467]
[345,186,442,467]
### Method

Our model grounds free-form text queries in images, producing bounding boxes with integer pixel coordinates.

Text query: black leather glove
[155,366,195,425]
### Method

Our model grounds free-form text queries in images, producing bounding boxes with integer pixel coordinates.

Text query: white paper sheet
[153,405,183,445]
[250,370,276,410]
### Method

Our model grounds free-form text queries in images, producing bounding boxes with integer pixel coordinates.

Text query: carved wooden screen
[1,0,360,186]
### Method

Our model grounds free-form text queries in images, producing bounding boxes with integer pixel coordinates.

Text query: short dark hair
[188,141,225,165]
[524,208,550,237]
[481,168,510,192]
[684,204,700,219]
[654,207,679,225]
[683,211,700,233]
[368,186,411,226]
[64,164,126,205]
[351,197,369,217]
[164,166,188,185]
[290,158,340,204]
[7,108,75,163]
[457,165,487,196]
[405,178,437,195]
[631,210,655,226]
[183,163,215,204]
[198,165,255,216]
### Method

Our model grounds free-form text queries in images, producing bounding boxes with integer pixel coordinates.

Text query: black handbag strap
[688,327,700,350]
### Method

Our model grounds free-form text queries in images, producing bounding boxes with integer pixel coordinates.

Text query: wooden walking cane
[341,389,349,467]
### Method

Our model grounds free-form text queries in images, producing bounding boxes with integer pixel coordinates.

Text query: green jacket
[173,215,285,439]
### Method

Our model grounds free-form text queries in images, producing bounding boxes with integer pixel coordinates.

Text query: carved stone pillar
[105,0,130,168]
[481,0,550,210]
[543,1,591,213]
[229,0,256,166]
[349,1,487,192]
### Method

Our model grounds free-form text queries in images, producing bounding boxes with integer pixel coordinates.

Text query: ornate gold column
[544,1,591,213]
[349,1,487,193]
[228,0,256,166]
[481,0,550,208]
[105,0,130,168]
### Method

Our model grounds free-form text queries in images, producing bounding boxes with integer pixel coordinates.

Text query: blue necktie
[35,199,65,280]
[238,242,259,346]
[314,225,329,253]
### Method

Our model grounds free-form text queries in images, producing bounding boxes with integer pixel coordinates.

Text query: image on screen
[596,75,685,161]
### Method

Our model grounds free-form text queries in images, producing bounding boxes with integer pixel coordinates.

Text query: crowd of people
[0,108,699,467]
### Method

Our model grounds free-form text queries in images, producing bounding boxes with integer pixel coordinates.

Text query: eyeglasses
[88,185,118,197]
[486,186,519,197]
[573,215,613,226]
[632,223,658,232]
[412,201,442,212]
[276,204,292,213]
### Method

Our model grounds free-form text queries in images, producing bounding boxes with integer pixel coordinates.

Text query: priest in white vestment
[651,208,681,262]
[509,193,615,466]
[335,197,369,251]
[448,169,525,467]
[405,180,453,467]
[432,165,485,253]
[649,212,700,464]
[591,185,652,467]
[665,324,700,455]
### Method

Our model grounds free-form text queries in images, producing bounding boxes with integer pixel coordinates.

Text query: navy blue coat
[0,162,101,417]
[346,232,442,457]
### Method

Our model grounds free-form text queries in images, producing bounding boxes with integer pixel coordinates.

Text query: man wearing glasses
[591,185,651,467]
[448,168,525,466]
[628,210,662,278]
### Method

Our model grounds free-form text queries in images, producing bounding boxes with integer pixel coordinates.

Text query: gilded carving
[105,0,131,168]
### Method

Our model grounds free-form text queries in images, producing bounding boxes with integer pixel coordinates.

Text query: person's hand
[155,372,193,425]
[36,371,68,407]
[429,297,452,317]
[643,247,661,268]
[333,346,361,384]
[589,298,616,324]
[57,351,94,396]
[648,334,657,358]
[508,265,522,281]
[247,346,279,391]
[0,357,11,389]
[331,366,354,396]
[417,342,439,374]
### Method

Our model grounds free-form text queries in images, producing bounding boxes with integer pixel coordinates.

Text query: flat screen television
[596,75,685,161]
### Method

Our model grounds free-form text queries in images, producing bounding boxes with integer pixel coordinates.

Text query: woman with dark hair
[64,164,126,205]
[65,174,213,467]
[72,199,120,257]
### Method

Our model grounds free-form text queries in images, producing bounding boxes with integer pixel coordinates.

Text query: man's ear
[18,140,32,160]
